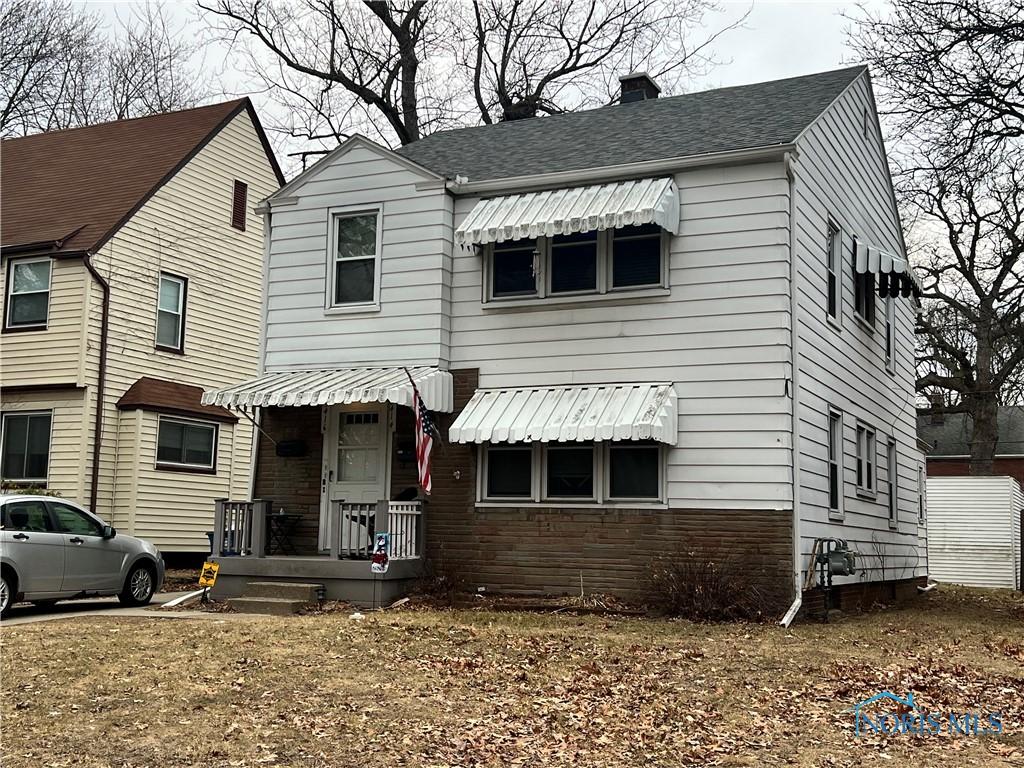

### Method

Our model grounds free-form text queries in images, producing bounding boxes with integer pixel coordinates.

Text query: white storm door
[319,404,390,550]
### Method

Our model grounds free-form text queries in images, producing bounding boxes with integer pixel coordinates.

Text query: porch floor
[210,555,423,608]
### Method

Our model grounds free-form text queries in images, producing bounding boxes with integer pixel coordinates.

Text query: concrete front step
[243,581,324,601]
[227,596,310,616]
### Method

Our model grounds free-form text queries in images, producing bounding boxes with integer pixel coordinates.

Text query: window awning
[454,177,680,246]
[201,367,454,412]
[855,241,922,298]
[449,383,677,444]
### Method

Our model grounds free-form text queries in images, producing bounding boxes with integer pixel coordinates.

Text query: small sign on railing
[371,532,390,574]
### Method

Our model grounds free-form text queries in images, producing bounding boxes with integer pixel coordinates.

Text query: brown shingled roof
[1,99,283,255]
[117,377,238,423]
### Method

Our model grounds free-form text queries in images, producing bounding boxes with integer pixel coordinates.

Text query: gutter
[82,254,110,513]
[447,144,796,196]
[780,149,804,627]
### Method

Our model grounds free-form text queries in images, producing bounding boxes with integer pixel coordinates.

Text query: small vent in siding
[231,180,248,231]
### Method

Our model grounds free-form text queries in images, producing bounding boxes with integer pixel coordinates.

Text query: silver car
[0,494,165,617]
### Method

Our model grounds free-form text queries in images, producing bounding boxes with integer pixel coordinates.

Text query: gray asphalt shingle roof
[396,66,865,182]
[917,407,1024,456]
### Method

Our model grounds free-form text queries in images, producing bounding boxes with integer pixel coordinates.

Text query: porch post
[251,500,269,558]
[329,500,342,559]
[213,498,226,557]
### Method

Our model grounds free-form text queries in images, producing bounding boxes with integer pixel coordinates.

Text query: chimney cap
[618,72,662,103]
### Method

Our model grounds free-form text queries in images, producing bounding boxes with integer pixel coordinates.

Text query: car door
[0,499,65,594]
[48,501,126,592]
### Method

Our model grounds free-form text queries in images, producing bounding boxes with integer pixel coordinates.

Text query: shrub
[0,484,62,497]
[647,545,771,622]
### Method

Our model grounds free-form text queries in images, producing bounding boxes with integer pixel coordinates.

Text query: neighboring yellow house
[0,100,283,554]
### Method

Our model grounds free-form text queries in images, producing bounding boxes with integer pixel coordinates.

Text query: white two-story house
[204,67,927,615]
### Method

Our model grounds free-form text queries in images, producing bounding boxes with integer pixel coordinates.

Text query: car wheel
[119,563,155,606]
[0,572,13,618]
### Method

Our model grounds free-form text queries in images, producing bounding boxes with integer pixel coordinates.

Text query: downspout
[780,150,804,627]
[248,203,273,500]
[83,254,110,513]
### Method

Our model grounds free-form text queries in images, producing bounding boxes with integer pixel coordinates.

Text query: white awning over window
[201,367,454,412]
[855,240,922,297]
[449,383,677,445]
[455,177,680,246]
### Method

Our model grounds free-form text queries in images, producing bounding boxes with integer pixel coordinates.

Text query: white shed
[926,476,1023,589]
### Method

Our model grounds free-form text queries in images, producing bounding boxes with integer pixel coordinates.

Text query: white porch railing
[329,500,423,560]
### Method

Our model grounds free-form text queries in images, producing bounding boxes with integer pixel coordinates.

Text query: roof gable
[1,99,283,255]
[395,66,866,182]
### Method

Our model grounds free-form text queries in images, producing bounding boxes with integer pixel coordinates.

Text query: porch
[208,499,425,607]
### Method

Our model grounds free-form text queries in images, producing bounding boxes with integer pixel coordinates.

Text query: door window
[49,502,103,536]
[1,500,54,531]
[337,412,380,482]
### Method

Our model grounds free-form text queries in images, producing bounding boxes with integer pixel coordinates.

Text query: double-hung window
[825,220,841,323]
[330,209,381,308]
[855,423,876,495]
[5,257,51,329]
[827,408,843,518]
[0,411,52,483]
[852,238,876,326]
[886,438,898,527]
[884,297,895,371]
[156,416,217,472]
[481,442,663,503]
[486,225,667,303]
[917,464,926,524]
[156,273,186,352]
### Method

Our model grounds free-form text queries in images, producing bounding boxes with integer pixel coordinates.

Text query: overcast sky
[86,0,877,164]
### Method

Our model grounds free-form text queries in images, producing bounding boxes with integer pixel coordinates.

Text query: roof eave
[446,143,797,196]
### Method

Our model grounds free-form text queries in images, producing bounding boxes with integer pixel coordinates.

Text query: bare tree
[1,0,212,137]
[200,0,740,148]
[849,0,1024,473]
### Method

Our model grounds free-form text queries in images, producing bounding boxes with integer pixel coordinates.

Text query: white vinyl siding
[926,476,1023,589]
[792,71,926,586]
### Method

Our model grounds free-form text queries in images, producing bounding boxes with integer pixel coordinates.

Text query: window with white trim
[480,442,663,503]
[330,210,381,307]
[825,220,841,323]
[886,437,898,527]
[855,422,876,494]
[156,273,186,351]
[884,296,895,371]
[485,225,668,303]
[156,416,217,471]
[918,464,926,524]
[5,257,51,329]
[827,408,843,517]
[0,411,52,482]
[852,238,876,326]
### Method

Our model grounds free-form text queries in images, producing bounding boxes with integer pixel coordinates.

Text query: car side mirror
[102,525,116,540]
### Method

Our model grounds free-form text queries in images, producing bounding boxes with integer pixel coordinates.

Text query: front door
[320,404,390,551]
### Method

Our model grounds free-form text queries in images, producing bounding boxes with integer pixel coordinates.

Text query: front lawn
[1,586,1022,767]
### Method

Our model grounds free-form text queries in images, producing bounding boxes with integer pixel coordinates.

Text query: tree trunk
[967,396,999,475]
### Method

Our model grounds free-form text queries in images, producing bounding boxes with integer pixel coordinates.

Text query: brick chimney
[619,72,661,103]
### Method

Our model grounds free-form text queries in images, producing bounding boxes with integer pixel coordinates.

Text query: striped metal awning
[455,177,680,246]
[449,383,677,444]
[855,240,922,298]
[201,367,454,412]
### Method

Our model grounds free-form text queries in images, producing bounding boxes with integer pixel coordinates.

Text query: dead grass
[1,585,1022,767]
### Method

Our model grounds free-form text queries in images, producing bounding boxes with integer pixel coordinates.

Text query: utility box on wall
[926,475,1023,590]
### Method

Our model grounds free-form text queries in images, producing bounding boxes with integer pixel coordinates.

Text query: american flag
[410,376,439,494]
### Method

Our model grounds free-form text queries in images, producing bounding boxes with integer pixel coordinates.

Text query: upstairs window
[827,408,843,518]
[492,238,538,298]
[156,273,186,352]
[5,257,51,329]
[884,297,895,371]
[611,224,663,289]
[330,210,380,307]
[918,464,926,524]
[231,180,248,231]
[853,238,876,326]
[855,422,876,495]
[825,220,841,323]
[485,226,667,303]
[1,411,52,483]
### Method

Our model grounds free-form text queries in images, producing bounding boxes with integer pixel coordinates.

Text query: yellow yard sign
[199,561,220,588]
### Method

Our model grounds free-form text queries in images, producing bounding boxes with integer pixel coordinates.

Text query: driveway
[0,592,215,626]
